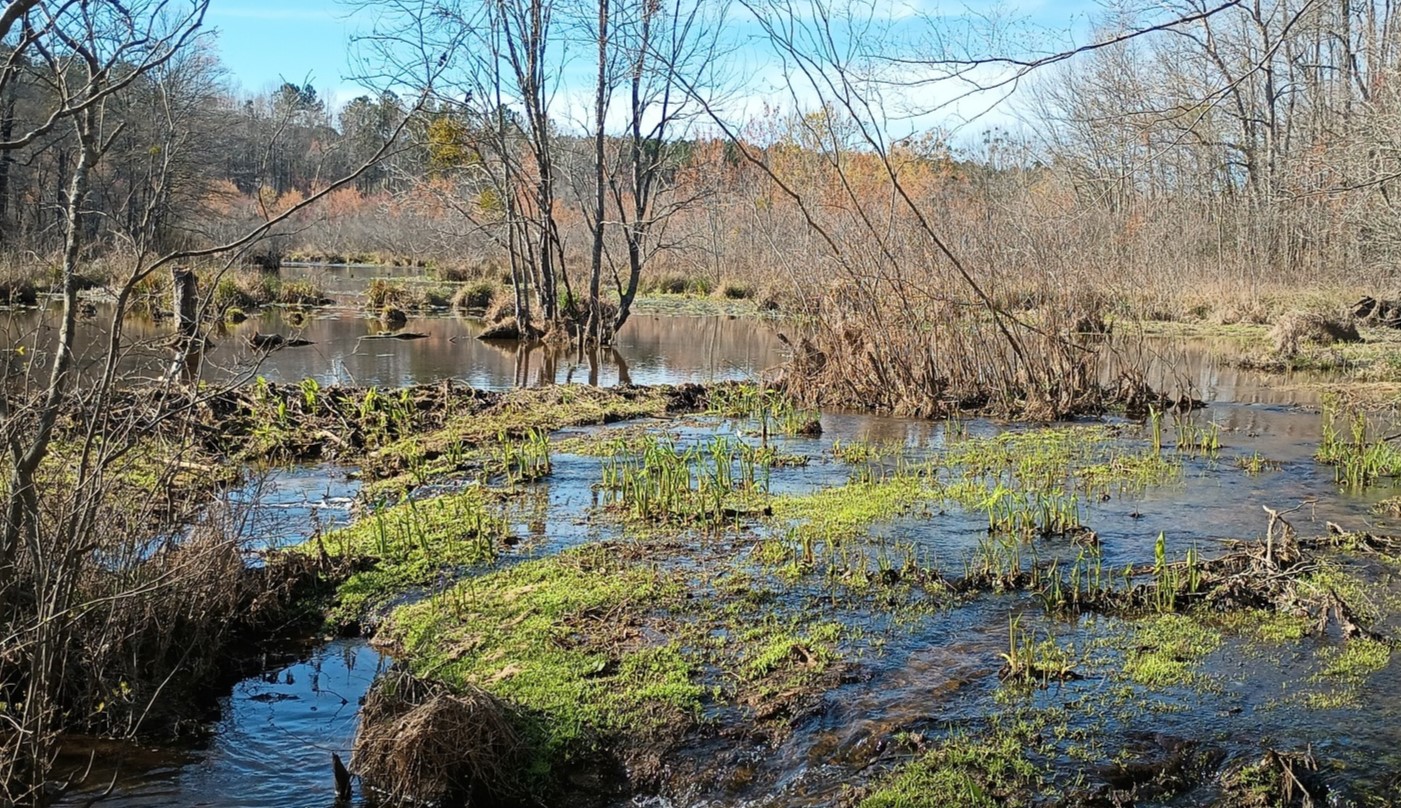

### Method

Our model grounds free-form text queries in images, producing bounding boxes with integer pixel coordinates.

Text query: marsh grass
[300,488,507,628]
[1317,395,1401,487]
[597,435,774,525]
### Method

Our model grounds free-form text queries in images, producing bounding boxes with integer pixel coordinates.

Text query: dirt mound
[1270,310,1360,356]
[353,671,526,805]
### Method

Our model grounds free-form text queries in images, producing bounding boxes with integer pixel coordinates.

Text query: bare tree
[358,0,726,344]
[0,4,426,802]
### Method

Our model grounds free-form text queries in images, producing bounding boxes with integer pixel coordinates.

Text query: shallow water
[2,301,784,390]
[33,301,1401,806]
[56,640,385,808]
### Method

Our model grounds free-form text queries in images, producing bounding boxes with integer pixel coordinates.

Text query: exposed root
[1352,295,1401,328]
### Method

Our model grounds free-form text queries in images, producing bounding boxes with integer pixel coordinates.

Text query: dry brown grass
[1270,311,1362,356]
[353,671,526,805]
[776,284,1113,419]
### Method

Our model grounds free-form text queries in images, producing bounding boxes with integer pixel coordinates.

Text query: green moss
[1119,614,1221,688]
[1217,609,1310,644]
[382,544,703,780]
[1318,637,1391,678]
[941,425,1179,496]
[297,488,505,627]
[740,620,842,679]
[1302,637,1391,710]
[859,730,1041,808]
[772,475,934,542]
[368,385,675,491]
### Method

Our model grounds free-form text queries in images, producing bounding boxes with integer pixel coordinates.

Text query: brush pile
[354,671,526,805]
[1270,311,1361,356]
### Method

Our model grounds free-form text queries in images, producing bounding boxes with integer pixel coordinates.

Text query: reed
[597,435,772,524]
[1317,395,1401,487]
[495,428,552,484]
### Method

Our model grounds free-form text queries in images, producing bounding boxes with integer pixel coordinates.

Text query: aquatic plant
[707,383,821,440]
[1317,395,1401,487]
[495,428,552,484]
[1173,416,1221,455]
[998,614,1077,687]
[976,484,1081,537]
[1235,452,1275,474]
[598,435,773,525]
[1038,547,1109,611]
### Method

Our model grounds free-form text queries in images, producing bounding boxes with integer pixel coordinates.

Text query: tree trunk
[168,266,202,383]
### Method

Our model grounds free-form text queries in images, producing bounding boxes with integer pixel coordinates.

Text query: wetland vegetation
[10,0,1401,806]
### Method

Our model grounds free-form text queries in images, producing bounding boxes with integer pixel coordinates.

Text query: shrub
[454,280,499,311]
[719,281,754,300]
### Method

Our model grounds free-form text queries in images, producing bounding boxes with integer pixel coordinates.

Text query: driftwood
[359,332,428,341]
[248,333,314,351]
[1352,296,1401,327]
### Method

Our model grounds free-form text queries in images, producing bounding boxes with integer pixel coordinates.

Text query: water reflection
[1,305,786,390]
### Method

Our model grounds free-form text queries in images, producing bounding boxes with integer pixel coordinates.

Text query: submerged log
[249,333,315,351]
[249,333,284,350]
[360,332,428,341]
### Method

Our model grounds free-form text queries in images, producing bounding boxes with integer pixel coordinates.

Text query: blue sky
[207,1,366,102]
[207,0,1104,123]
